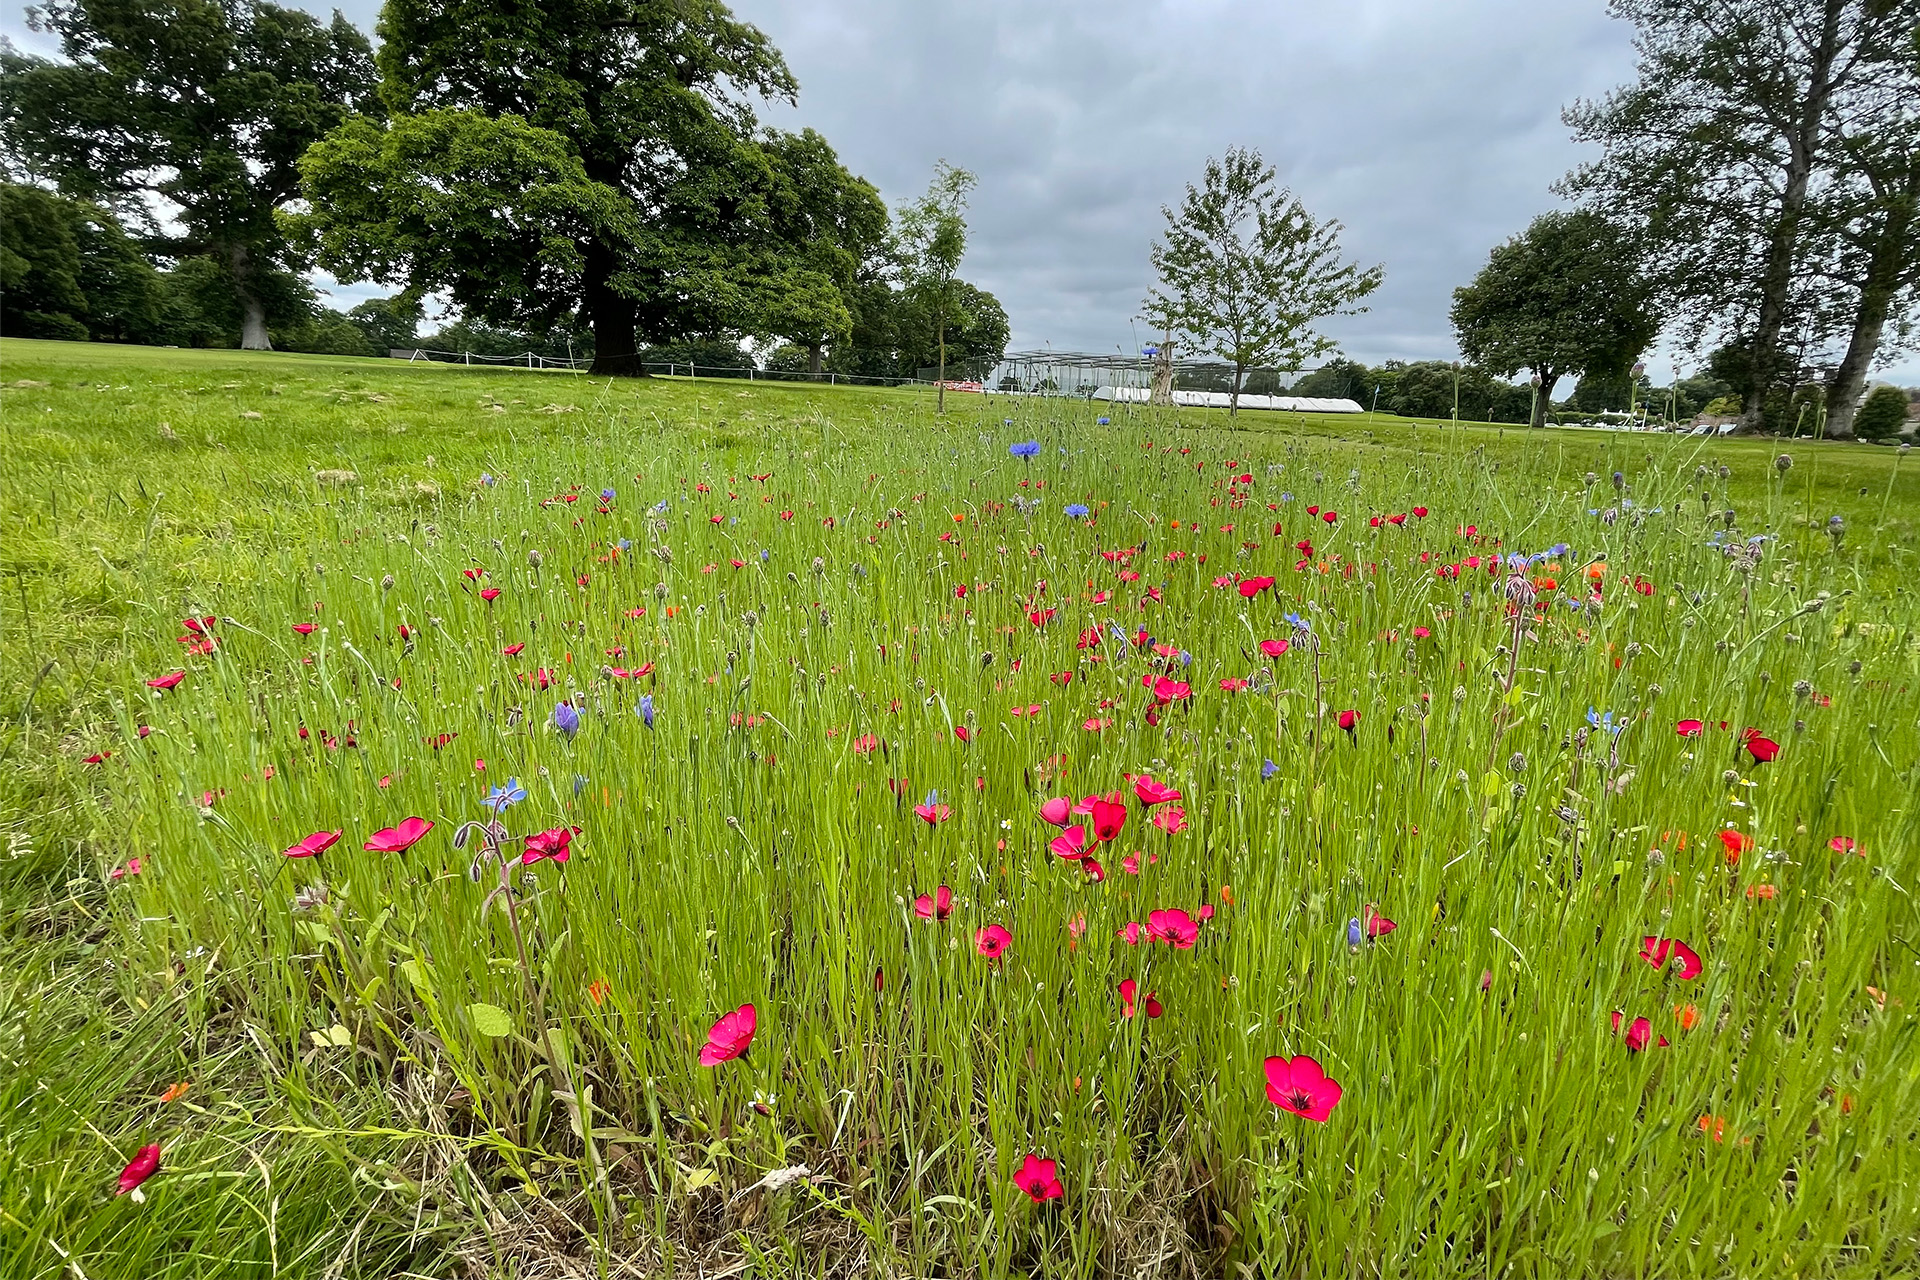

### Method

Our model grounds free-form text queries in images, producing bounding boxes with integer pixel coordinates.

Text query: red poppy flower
[1611,1011,1669,1051]
[117,1143,161,1195]
[1675,719,1703,738]
[1089,796,1127,842]
[1718,829,1754,860]
[913,885,954,920]
[1049,825,1091,860]
[1264,1054,1342,1122]
[1741,729,1780,763]
[953,725,972,743]
[1237,575,1275,598]
[522,825,578,865]
[480,587,502,601]
[1829,836,1860,855]
[1132,775,1182,807]
[1258,638,1289,658]
[1028,608,1057,627]
[976,923,1012,958]
[146,671,186,690]
[1321,510,1338,524]
[700,1003,756,1065]
[1364,906,1396,937]
[1306,505,1319,515]
[1146,907,1199,948]
[291,622,317,636]
[1151,806,1187,834]
[1337,709,1358,732]
[1012,1153,1063,1203]
[364,817,434,854]
[284,830,341,859]
[1412,506,1429,518]
[83,751,110,765]
[1639,936,1703,980]
[914,800,951,825]
[1038,796,1073,827]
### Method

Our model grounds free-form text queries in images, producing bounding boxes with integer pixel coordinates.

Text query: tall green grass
[2,338,1917,1277]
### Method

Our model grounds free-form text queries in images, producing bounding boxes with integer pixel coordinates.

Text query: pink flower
[1264,1054,1342,1122]
[1259,639,1289,657]
[976,923,1012,958]
[522,825,578,865]
[1089,796,1127,842]
[1132,775,1182,807]
[1829,836,1860,855]
[1012,1153,1063,1203]
[1675,719,1704,738]
[1117,921,1143,945]
[1049,825,1091,861]
[1363,906,1396,937]
[914,800,951,825]
[1639,936,1703,980]
[1039,796,1073,826]
[284,830,341,859]
[913,885,953,921]
[1611,1011,1669,1051]
[700,1003,756,1065]
[1118,978,1163,1019]
[363,817,433,854]
[1146,908,1199,949]
[117,1143,162,1195]
[146,671,187,690]
[1151,807,1187,834]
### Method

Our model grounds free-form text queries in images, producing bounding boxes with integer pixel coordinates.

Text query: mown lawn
[2,337,1917,1279]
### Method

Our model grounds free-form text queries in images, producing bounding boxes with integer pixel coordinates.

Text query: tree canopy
[1144,146,1381,415]
[0,0,376,347]
[1451,209,1657,428]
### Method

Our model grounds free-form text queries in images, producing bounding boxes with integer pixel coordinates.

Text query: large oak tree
[0,0,375,348]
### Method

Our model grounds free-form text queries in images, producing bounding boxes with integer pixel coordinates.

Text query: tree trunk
[1530,370,1559,429]
[1825,175,1915,440]
[1149,337,1175,406]
[936,318,946,414]
[583,244,645,377]
[1739,0,1843,433]
[226,243,272,351]
[1229,361,1243,417]
[808,341,823,381]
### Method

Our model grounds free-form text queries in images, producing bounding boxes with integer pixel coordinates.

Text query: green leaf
[468,1003,513,1037]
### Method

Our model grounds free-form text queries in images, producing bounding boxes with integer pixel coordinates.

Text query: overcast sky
[7,0,1915,383]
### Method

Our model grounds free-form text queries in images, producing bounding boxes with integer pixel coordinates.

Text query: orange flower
[1219,884,1235,907]
[1746,883,1778,900]
[587,979,610,1006]
[159,1082,191,1104]
[1697,1114,1727,1142]
[1674,1003,1700,1030]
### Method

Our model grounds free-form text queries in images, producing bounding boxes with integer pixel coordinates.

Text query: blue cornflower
[637,694,654,729]
[480,473,496,487]
[760,549,770,562]
[1009,440,1040,458]
[1566,598,1584,610]
[1261,758,1279,780]
[484,778,528,812]
[573,773,588,797]
[1178,650,1192,667]
[1064,503,1090,519]
[652,498,670,513]
[1586,707,1624,737]
[1347,917,1363,948]
[553,700,581,739]
[617,538,631,551]
[1109,621,1131,648]
[1097,416,1111,425]
[1280,492,1294,503]
[1546,542,1570,558]
[601,487,616,501]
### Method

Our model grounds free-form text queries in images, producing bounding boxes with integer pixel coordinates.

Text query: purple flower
[552,700,580,739]
[637,695,654,729]
[1009,440,1040,458]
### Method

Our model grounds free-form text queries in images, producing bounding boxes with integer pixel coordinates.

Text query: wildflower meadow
[3,339,1918,1278]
